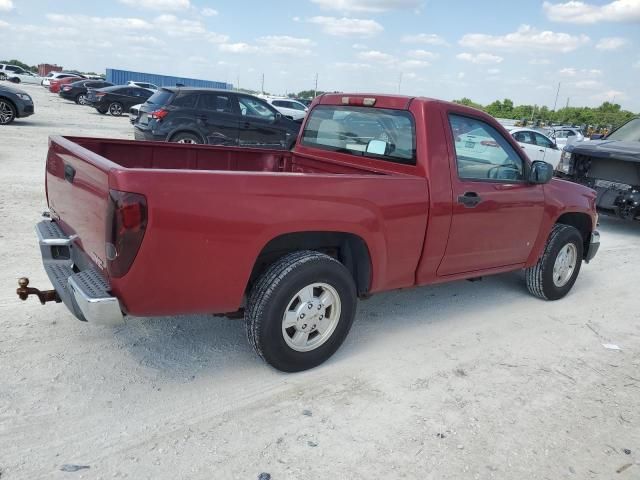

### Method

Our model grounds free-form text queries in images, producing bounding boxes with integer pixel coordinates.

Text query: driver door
[438,114,546,276]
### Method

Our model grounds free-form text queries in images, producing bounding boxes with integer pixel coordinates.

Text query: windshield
[301,105,416,165]
[146,89,174,106]
[607,118,640,142]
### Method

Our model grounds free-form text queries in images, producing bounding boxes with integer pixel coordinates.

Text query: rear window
[146,89,174,106]
[301,105,416,165]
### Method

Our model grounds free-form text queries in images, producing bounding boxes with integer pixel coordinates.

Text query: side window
[290,102,306,111]
[565,130,576,137]
[449,114,524,182]
[238,96,276,121]
[534,132,554,148]
[272,100,285,107]
[172,93,197,108]
[513,131,535,145]
[200,94,234,113]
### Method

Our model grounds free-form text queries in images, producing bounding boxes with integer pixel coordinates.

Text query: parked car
[7,71,45,85]
[49,75,88,93]
[133,88,300,148]
[41,72,83,87]
[508,127,562,168]
[546,126,586,148]
[19,93,599,372]
[0,83,34,124]
[127,81,158,91]
[0,64,29,80]
[295,98,312,107]
[87,85,153,116]
[59,79,114,105]
[263,97,308,121]
[129,103,143,124]
[556,117,640,221]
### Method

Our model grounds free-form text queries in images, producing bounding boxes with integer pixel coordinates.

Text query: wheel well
[249,232,372,296]
[556,212,592,254]
[169,130,205,143]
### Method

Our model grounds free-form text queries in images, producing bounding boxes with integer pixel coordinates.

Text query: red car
[20,93,600,372]
[48,75,84,93]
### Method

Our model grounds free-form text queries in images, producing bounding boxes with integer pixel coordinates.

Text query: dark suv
[132,88,301,149]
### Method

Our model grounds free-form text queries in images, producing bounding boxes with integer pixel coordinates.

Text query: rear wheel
[0,99,16,124]
[526,224,583,300]
[108,102,123,116]
[0,73,6,81]
[171,132,202,144]
[8,77,20,84]
[246,251,357,372]
[76,93,87,105]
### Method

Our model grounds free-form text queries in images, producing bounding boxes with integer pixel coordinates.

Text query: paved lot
[1,84,639,479]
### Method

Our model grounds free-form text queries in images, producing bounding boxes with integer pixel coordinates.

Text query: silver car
[545,126,585,148]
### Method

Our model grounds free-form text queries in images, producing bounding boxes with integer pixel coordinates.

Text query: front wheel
[170,132,202,144]
[0,99,16,124]
[526,224,584,300]
[0,73,6,81]
[76,93,87,105]
[246,251,357,372]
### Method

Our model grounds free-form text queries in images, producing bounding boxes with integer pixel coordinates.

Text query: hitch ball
[16,277,61,305]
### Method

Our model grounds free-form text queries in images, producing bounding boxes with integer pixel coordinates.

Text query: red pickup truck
[19,93,600,372]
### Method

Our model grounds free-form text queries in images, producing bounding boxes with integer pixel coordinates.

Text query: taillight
[341,97,376,106]
[62,86,72,91]
[105,190,147,278]
[96,92,106,97]
[149,108,169,120]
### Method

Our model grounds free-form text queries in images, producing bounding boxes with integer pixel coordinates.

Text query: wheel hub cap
[553,243,577,287]
[282,283,341,352]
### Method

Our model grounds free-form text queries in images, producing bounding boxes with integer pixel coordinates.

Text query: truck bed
[46,136,430,316]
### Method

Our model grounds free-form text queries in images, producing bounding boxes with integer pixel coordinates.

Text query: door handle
[457,191,482,208]
[538,149,544,152]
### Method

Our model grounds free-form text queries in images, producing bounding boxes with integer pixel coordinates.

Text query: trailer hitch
[16,277,61,305]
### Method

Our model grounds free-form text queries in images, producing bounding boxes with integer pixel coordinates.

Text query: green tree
[452,97,483,110]
[0,59,37,73]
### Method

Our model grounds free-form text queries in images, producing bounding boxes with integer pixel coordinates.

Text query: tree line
[453,97,637,129]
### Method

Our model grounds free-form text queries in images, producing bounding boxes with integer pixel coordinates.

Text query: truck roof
[316,92,456,110]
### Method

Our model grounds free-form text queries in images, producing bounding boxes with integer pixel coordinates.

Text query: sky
[1,0,639,110]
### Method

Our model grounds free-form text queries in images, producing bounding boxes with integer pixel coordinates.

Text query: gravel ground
[1,84,639,480]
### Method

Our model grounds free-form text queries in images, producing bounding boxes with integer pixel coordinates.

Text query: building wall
[106,68,232,89]
[38,64,63,76]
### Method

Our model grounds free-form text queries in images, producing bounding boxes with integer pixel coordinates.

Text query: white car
[7,71,45,85]
[545,126,586,149]
[0,64,29,80]
[262,97,308,121]
[41,71,83,87]
[127,81,158,91]
[508,128,562,168]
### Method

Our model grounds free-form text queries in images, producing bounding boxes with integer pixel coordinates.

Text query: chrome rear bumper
[36,220,124,326]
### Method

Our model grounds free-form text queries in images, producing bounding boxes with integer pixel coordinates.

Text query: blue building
[106,68,232,90]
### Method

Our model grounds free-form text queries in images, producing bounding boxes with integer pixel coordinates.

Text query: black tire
[0,98,16,125]
[108,102,123,116]
[8,77,20,84]
[526,224,584,300]
[170,132,202,144]
[76,93,87,105]
[96,107,108,114]
[246,251,357,372]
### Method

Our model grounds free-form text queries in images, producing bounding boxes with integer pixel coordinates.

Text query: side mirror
[274,112,282,123]
[529,161,554,184]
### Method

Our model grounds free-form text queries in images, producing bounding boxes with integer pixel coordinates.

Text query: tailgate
[45,136,117,272]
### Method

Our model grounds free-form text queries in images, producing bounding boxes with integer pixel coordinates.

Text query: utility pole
[236,74,240,91]
[530,104,536,122]
[565,97,570,109]
[553,82,561,111]
[261,73,265,94]
[313,72,318,98]
[398,72,403,94]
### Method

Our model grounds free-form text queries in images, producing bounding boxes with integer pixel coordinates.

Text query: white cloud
[487,68,501,74]
[219,42,258,53]
[401,33,449,45]
[333,61,373,70]
[543,0,640,24]
[311,0,421,12]
[456,52,504,64]
[457,72,465,79]
[352,43,367,49]
[0,0,13,11]
[407,49,438,59]
[154,14,207,36]
[219,36,315,56]
[206,32,229,43]
[47,13,152,30]
[529,58,551,65]
[559,67,602,77]
[308,16,383,36]
[536,85,553,90]
[0,19,8,27]
[118,0,191,11]
[591,89,626,102]
[399,59,431,69]
[573,79,602,89]
[459,25,589,52]
[201,7,218,16]
[358,50,394,63]
[595,36,628,50]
